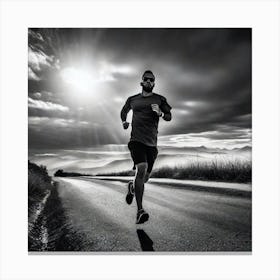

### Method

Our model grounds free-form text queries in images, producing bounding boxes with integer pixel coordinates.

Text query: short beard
[142,84,154,93]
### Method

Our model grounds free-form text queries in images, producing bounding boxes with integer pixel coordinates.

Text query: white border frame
[1,0,280,279]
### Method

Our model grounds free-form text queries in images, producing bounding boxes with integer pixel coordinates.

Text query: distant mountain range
[71,147,252,175]
[158,145,252,154]
[231,146,252,152]
[29,145,252,176]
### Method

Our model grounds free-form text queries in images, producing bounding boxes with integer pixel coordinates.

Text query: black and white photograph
[1,0,280,279]
[28,28,252,252]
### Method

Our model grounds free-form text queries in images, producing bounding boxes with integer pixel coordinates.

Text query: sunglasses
[143,77,155,82]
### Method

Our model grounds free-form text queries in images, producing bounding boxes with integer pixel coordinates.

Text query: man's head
[141,70,155,93]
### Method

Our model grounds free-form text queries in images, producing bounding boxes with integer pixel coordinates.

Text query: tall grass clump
[28,161,86,251]
[28,161,53,209]
[151,159,251,183]
[96,169,135,177]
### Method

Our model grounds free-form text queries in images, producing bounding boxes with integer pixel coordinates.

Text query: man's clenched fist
[122,121,129,129]
[151,104,162,117]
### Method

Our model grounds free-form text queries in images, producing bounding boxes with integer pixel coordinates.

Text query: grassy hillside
[28,161,85,251]
[96,159,252,183]
[28,160,53,210]
[151,160,251,183]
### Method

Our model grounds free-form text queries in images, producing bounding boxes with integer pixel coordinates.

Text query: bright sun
[61,67,96,93]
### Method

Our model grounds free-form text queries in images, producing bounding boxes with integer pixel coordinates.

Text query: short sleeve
[160,96,172,114]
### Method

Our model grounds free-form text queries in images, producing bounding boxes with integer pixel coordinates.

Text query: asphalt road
[55,177,251,252]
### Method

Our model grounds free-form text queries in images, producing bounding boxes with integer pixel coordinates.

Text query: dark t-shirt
[121,93,172,146]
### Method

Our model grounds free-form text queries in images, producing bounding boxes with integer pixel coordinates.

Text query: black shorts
[128,141,158,173]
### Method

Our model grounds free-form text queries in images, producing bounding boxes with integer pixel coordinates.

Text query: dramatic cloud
[29,29,44,42]
[28,67,40,81]
[28,28,251,149]
[28,116,91,127]
[32,92,42,99]
[28,116,126,149]
[28,97,69,112]
[158,127,251,149]
[28,48,52,71]
[28,45,60,82]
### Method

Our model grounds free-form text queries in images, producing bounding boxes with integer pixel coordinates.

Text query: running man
[120,70,172,224]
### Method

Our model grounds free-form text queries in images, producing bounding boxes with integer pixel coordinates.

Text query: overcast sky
[28,28,251,150]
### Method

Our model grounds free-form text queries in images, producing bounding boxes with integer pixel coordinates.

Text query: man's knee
[136,162,148,179]
[144,172,150,183]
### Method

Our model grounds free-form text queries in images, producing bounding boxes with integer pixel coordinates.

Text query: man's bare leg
[144,172,150,184]
[134,162,148,211]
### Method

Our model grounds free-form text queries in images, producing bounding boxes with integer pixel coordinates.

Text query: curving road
[54,177,251,252]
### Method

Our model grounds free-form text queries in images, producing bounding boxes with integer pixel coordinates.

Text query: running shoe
[125,181,134,205]
[136,209,149,224]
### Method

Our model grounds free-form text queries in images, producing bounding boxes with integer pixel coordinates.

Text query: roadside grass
[96,159,252,183]
[28,161,85,251]
[151,160,251,183]
[28,161,53,210]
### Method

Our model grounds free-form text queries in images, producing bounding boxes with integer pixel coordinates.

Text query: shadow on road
[136,229,154,251]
